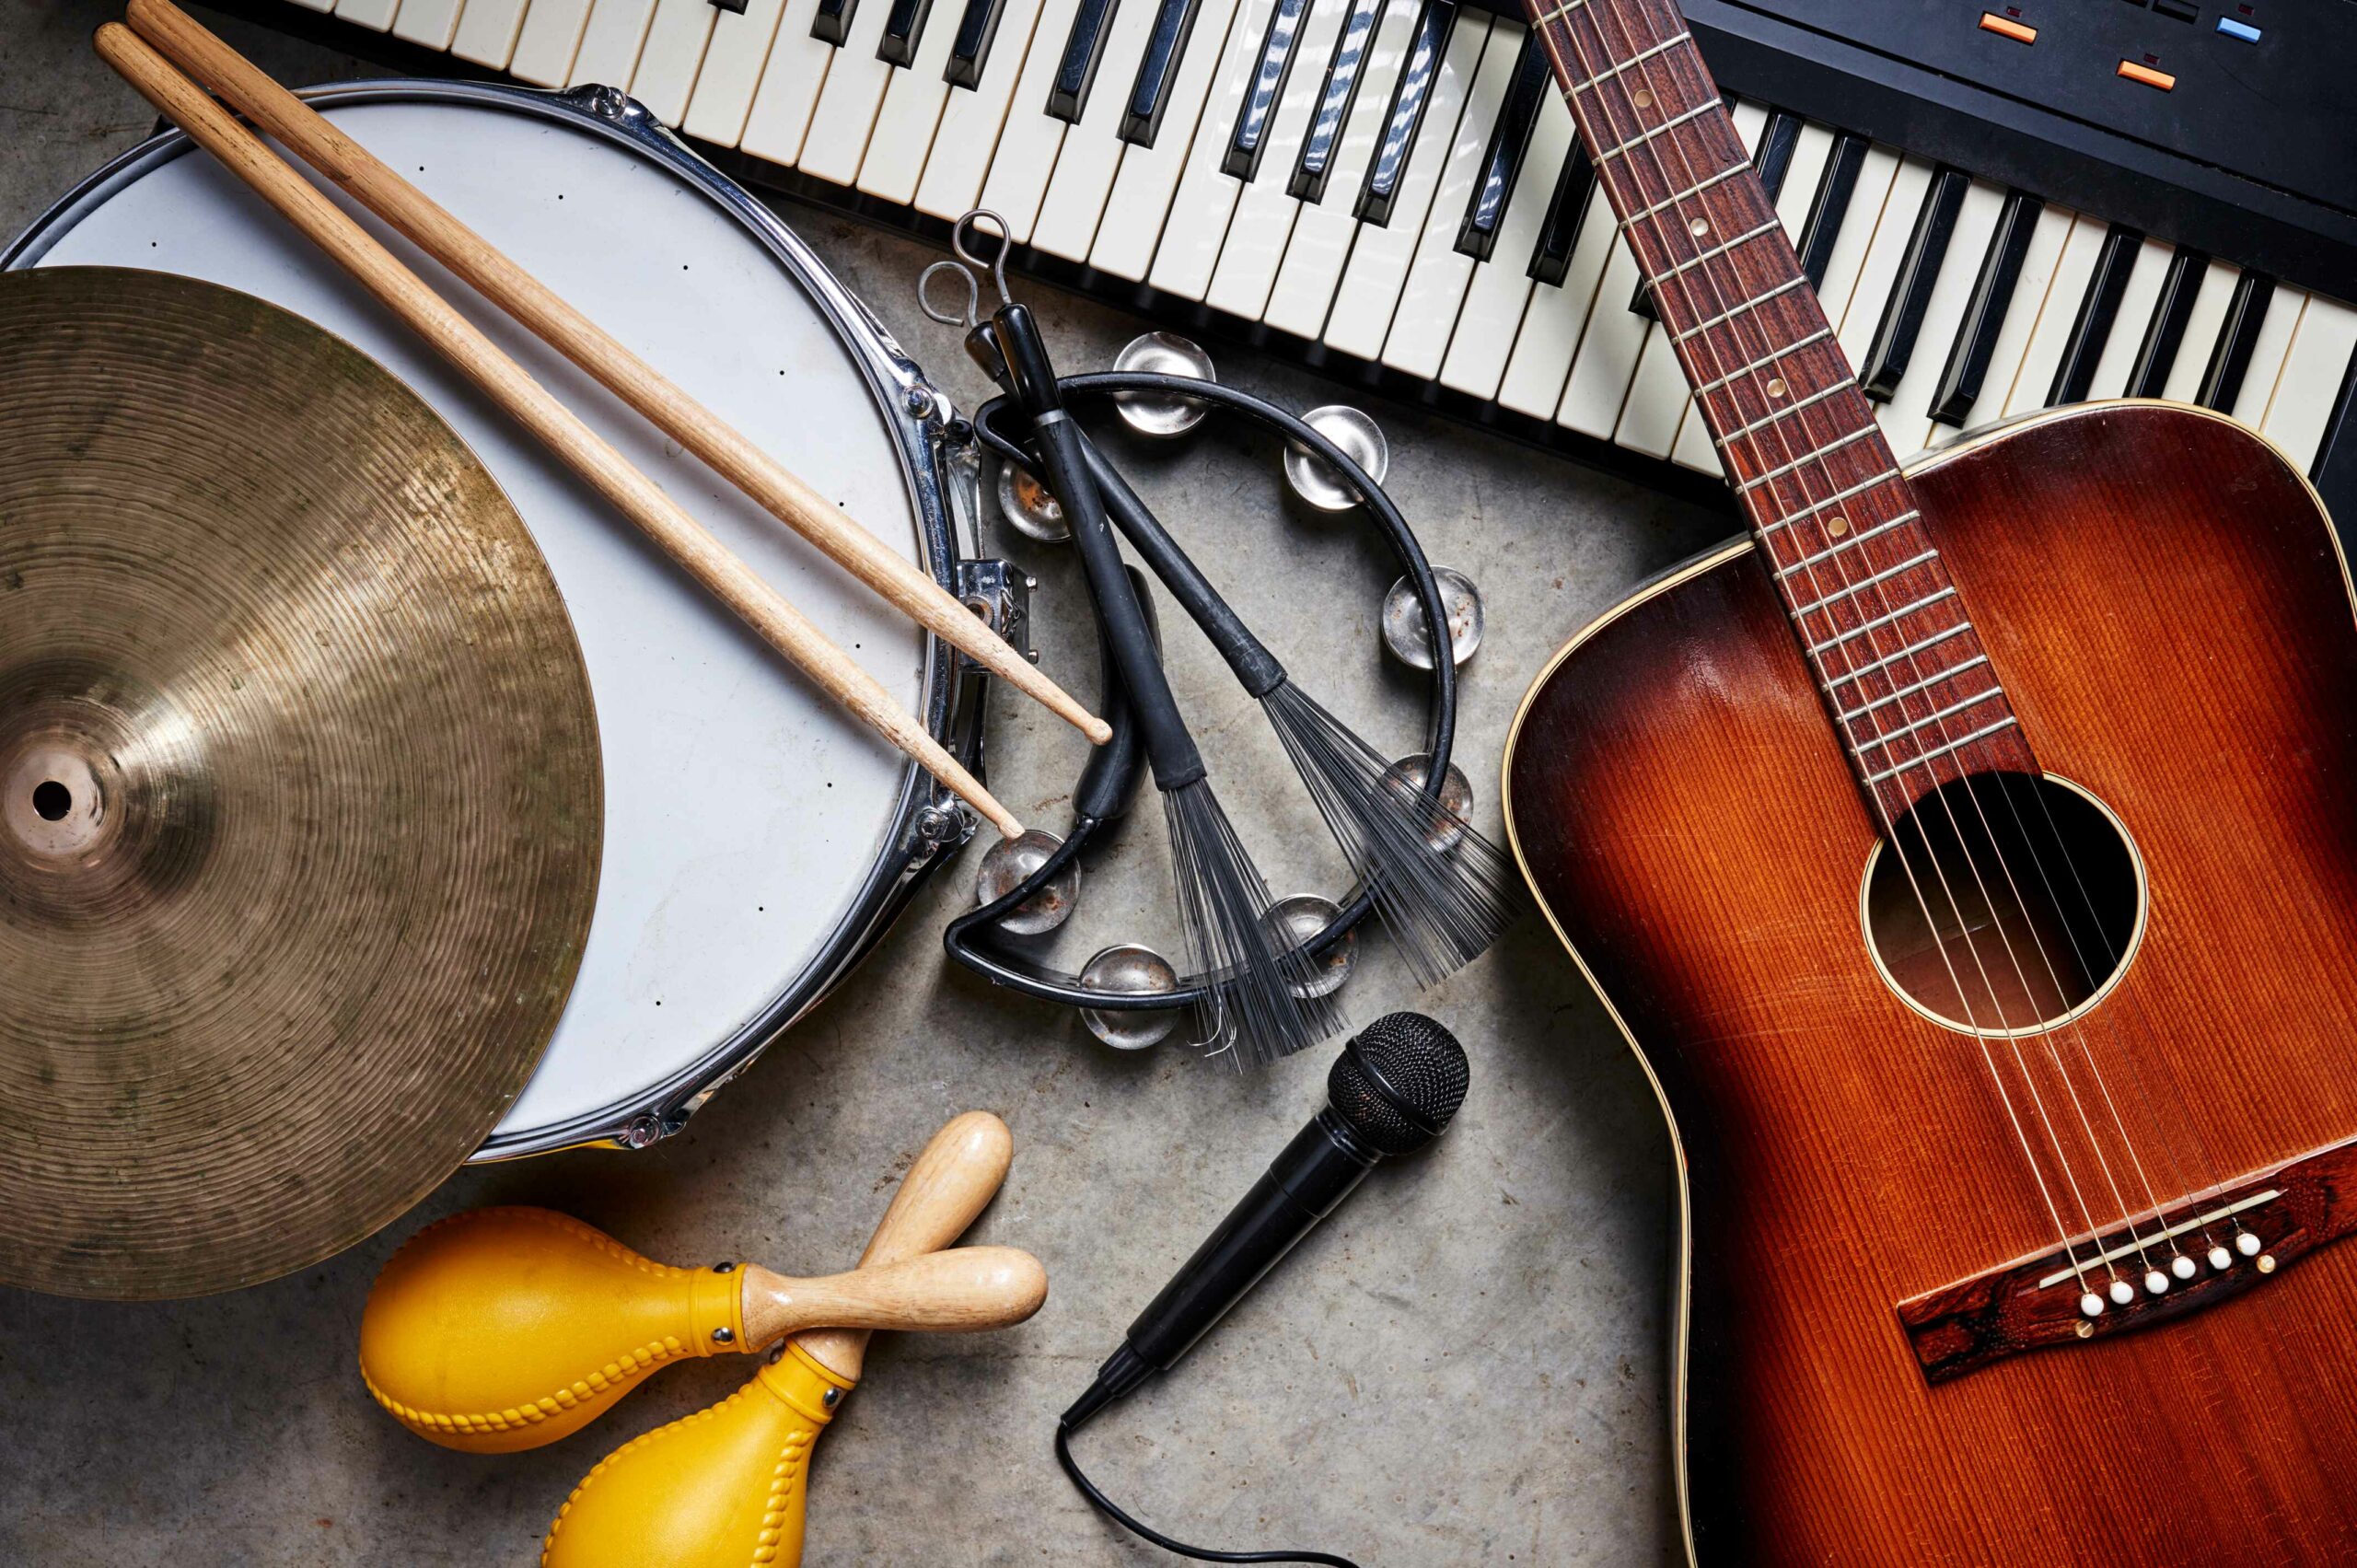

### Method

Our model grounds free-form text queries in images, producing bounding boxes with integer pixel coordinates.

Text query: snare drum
[6,81,996,1158]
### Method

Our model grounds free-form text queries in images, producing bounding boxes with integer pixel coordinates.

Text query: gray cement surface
[0,4,1733,1560]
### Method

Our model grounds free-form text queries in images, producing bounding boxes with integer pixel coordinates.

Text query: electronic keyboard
[210,0,2357,525]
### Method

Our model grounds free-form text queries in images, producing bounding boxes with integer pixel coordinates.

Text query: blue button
[2216,17,2261,42]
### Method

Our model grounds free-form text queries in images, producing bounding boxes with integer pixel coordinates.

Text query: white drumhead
[15,90,934,1148]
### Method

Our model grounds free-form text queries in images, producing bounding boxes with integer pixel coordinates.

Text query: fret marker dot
[1826,517,1849,538]
[1689,216,1711,238]
[1632,88,1655,108]
[1767,377,1788,398]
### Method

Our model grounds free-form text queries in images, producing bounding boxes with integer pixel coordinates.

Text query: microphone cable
[1054,1410,1361,1568]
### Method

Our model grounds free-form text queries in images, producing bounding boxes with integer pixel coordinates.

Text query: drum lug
[559,83,659,136]
[955,558,1032,662]
[911,799,976,859]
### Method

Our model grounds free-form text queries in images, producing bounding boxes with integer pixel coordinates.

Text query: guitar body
[1504,401,2357,1565]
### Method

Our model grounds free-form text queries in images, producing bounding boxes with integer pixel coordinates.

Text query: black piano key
[1354,0,1456,226]
[945,0,1010,86]
[1528,142,1596,285]
[1224,0,1313,180]
[1290,0,1383,201]
[1929,191,2042,427]
[878,0,934,65]
[1795,132,1867,289]
[1858,164,1969,402]
[2310,350,2357,530]
[2045,222,2142,406]
[2126,246,2208,399]
[1455,32,1550,261]
[813,0,859,46]
[1048,0,1122,122]
[1120,0,1204,145]
[2197,271,2277,412]
[1631,96,1771,320]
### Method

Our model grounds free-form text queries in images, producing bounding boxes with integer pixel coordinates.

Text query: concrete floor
[0,4,1734,1561]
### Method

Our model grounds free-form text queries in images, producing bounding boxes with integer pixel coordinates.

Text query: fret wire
[1862,716,2018,784]
[1788,549,1939,619]
[1653,217,1781,281]
[1588,99,1715,162]
[1676,276,1806,343]
[1804,586,1958,656]
[1691,326,1830,393]
[1530,0,1590,21]
[1622,162,1749,226]
[1716,380,1848,446]
[1569,31,1694,91]
[1822,619,1971,685]
[1839,655,1991,721]
[1848,685,2006,757]
[1772,509,1922,577]
[1736,424,1878,493]
[1760,467,1906,531]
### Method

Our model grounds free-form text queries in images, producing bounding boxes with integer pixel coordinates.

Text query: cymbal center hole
[32,781,70,821]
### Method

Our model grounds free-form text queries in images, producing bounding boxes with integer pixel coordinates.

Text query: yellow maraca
[540,1109,1039,1568]
[361,1111,1035,1454]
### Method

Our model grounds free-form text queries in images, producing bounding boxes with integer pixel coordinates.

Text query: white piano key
[1499,180,1615,420]
[1032,0,1174,260]
[391,0,465,47]
[1091,0,1255,280]
[333,0,403,32]
[800,0,908,185]
[913,0,1053,218]
[1832,153,1933,370]
[2085,236,2177,401]
[1919,198,2073,449]
[683,0,791,147]
[284,0,336,15]
[510,0,596,81]
[740,0,839,168]
[571,0,660,87]
[2001,215,2107,417]
[1811,144,1899,346]
[1320,10,1490,359]
[627,0,721,124]
[2160,259,2243,405]
[1381,19,1521,379]
[855,0,975,202]
[451,0,532,67]
[1616,100,1768,459]
[1437,90,1571,400]
[1553,232,1649,438]
[1262,0,1416,338]
[1204,0,1355,319]
[2231,285,2306,431]
[1874,177,2004,459]
[1146,0,1295,299]
[2259,295,2357,473]
[974,0,1089,239]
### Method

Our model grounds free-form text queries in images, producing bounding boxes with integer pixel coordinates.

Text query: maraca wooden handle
[741,1248,1045,1342]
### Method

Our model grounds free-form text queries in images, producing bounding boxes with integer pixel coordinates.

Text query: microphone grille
[1329,1013,1469,1155]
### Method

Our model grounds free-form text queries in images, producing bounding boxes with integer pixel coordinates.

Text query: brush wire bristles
[1164,779,1347,1067]
[1262,681,1523,987]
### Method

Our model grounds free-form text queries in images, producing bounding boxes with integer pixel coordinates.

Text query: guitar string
[1542,4,2111,1290]
[1568,2,2204,1279]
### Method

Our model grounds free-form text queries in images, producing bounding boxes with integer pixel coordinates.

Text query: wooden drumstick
[792,1108,1016,1382]
[93,23,1028,840]
[122,0,1109,750]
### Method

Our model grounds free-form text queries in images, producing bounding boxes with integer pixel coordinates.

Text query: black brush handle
[995,303,1204,790]
[1075,565,1154,821]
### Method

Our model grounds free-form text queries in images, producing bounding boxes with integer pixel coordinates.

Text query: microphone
[1063,1012,1469,1430]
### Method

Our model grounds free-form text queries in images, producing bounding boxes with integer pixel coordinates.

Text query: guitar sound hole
[1862,773,2143,1035]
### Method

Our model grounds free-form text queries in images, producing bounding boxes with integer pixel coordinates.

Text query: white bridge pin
[2235,1231,2263,1257]
[2209,1245,2233,1271]
[2144,1270,2170,1295]
[2080,1292,2106,1318]
[2170,1254,2197,1281]
[2108,1279,2136,1306]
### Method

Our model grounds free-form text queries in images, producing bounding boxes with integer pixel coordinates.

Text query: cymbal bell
[0,267,602,1299]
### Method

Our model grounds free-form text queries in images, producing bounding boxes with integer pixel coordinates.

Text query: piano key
[1527,141,1596,288]
[334,0,403,32]
[2159,259,2243,404]
[1453,30,1549,262]
[1289,0,1383,202]
[1946,198,2073,435]
[1204,0,1353,318]
[1355,0,1456,226]
[814,0,860,45]
[1047,0,1121,121]
[1833,154,1933,370]
[1498,177,1616,420]
[879,0,935,66]
[1812,142,1899,337]
[1794,132,1868,289]
[856,0,971,197]
[1874,177,2004,454]
[2228,283,2304,428]
[1751,110,1804,203]
[1032,0,1169,257]
[1999,213,2106,417]
[2125,247,2209,401]
[1380,16,1518,378]
[1122,0,1207,145]
[1555,227,1651,439]
[2084,236,2177,399]
[914,0,1053,215]
[510,0,597,83]
[1224,0,1313,180]
[683,0,790,146]
[571,0,661,88]
[628,0,723,124]
[1263,0,1416,335]
[1144,0,1289,296]
[974,0,1091,238]
[1439,87,1573,399]
[2198,271,2276,413]
[286,0,336,17]
[390,0,465,48]
[740,0,840,166]
[1092,0,1253,276]
[946,0,1015,87]
[1322,8,1490,357]
[2260,296,2357,472]
[801,0,910,184]
[2044,222,2142,406]
[1927,190,2042,429]
[451,0,533,67]
[1857,164,1969,402]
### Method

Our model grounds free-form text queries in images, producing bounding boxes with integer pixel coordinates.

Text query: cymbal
[0,268,601,1299]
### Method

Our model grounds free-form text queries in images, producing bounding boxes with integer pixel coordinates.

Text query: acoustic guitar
[1500,2,2357,1562]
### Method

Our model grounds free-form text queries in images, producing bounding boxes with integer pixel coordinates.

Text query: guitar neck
[1526,0,2038,819]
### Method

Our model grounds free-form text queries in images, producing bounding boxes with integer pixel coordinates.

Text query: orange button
[1979,13,2038,43]
[2119,60,2177,90]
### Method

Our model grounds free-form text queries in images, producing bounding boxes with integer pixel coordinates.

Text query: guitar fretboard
[1527,0,2038,819]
